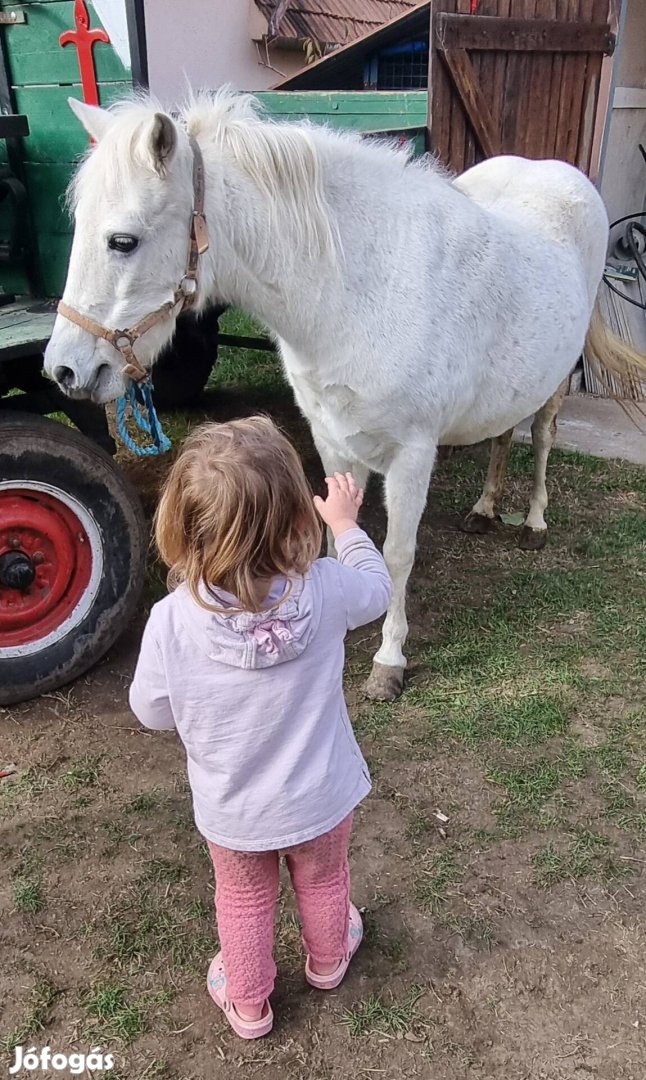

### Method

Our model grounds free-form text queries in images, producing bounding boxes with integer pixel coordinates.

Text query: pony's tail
[583,293,646,405]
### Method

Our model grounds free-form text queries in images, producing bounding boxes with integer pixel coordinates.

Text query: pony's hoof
[365,662,405,701]
[461,511,495,535]
[519,525,547,551]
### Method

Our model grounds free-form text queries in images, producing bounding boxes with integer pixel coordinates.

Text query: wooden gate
[428,0,615,175]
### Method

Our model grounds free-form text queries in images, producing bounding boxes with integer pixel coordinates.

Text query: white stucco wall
[598,0,646,224]
[144,0,304,105]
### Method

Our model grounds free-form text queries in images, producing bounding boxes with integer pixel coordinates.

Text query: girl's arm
[314,473,392,631]
[335,527,393,630]
[129,611,176,731]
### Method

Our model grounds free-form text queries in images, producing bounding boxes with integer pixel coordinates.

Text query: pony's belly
[441,410,525,445]
[441,349,580,446]
[441,394,545,446]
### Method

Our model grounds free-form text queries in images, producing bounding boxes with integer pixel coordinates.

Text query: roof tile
[255,0,423,46]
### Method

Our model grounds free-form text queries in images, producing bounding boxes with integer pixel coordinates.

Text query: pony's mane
[183,89,339,259]
[68,89,440,259]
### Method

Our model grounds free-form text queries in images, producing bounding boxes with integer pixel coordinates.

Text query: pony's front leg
[312,433,369,556]
[366,444,436,701]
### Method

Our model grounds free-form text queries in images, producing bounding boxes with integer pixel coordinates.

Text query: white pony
[44,92,644,700]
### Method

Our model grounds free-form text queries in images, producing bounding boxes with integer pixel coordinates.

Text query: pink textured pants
[207,814,352,1009]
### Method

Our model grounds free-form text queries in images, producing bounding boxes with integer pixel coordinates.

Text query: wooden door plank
[543,0,569,157]
[441,46,503,157]
[553,0,583,162]
[522,0,556,156]
[529,0,558,157]
[428,0,460,168]
[576,0,610,170]
[457,0,477,171]
[427,0,451,161]
[500,0,534,153]
[435,12,614,51]
[517,0,538,157]
[562,0,594,163]
[466,0,501,171]
[446,0,467,173]
[572,0,597,166]
[490,0,513,160]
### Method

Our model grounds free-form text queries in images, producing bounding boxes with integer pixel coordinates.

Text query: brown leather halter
[57,136,209,384]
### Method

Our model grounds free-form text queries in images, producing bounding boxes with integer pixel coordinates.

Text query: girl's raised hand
[314,472,364,537]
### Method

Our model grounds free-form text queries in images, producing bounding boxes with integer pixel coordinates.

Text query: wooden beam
[441,47,502,158]
[435,14,615,55]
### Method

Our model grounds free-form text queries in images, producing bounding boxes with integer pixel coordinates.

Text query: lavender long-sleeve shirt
[129,528,392,851]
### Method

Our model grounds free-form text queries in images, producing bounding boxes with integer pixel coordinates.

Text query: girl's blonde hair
[154,416,322,612]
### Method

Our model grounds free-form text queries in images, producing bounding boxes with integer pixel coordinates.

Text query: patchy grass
[362,908,408,965]
[488,760,562,813]
[415,849,463,913]
[126,790,161,814]
[342,985,428,1037]
[83,985,146,1043]
[90,867,217,974]
[354,703,396,740]
[1,978,60,1053]
[61,755,101,792]
[141,857,188,886]
[441,913,496,951]
[531,829,629,888]
[13,876,44,914]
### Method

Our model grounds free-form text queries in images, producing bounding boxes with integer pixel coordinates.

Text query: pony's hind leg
[519,379,568,551]
[463,428,514,533]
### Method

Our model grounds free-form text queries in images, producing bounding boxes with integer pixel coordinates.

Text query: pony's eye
[108,234,139,253]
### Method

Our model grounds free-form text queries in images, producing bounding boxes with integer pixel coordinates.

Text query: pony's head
[44,91,338,402]
[44,97,196,402]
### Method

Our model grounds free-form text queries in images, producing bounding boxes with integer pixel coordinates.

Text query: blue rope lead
[116,380,172,457]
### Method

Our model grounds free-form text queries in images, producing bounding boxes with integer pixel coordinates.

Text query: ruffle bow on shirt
[178,577,319,670]
[252,619,294,655]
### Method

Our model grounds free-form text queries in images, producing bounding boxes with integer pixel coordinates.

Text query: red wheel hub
[0,489,93,648]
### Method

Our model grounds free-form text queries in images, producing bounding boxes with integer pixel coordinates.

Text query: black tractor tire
[0,412,147,705]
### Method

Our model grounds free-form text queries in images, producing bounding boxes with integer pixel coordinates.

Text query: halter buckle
[180,276,197,297]
[114,331,135,350]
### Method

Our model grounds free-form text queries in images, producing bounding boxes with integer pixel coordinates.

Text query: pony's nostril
[54,365,75,388]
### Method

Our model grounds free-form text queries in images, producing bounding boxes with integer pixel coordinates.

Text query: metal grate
[374,38,429,89]
[377,50,428,87]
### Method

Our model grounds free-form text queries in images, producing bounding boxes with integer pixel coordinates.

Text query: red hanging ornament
[60,0,110,114]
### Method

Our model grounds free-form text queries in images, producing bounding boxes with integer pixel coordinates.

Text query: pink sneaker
[305,902,363,990]
[207,953,273,1039]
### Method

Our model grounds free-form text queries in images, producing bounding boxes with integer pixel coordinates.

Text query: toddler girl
[129,416,392,1039]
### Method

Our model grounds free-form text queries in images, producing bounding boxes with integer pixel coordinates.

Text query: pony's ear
[68,97,113,142]
[147,113,177,176]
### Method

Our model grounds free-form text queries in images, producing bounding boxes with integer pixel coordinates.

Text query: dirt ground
[2,380,645,1080]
